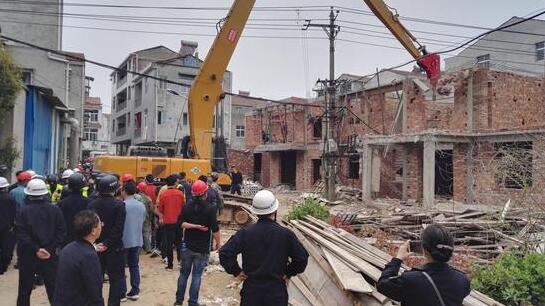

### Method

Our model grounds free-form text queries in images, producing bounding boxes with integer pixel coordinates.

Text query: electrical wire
[0,33,326,109]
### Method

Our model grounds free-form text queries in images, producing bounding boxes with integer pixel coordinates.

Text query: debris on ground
[286,216,505,306]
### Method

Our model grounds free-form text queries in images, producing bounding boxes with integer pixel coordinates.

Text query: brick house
[353,68,545,207]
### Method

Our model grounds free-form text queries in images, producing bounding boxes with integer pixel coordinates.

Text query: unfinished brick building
[354,68,545,207]
[243,97,326,190]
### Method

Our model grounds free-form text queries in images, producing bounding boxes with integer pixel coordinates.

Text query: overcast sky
[61,0,545,112]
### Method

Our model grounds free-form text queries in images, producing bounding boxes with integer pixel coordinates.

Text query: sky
[61,0,545,112]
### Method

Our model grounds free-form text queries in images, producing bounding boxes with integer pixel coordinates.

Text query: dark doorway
[253,153,262,182]
[435,150,453,197]
[312,159,322,184]
[280,151,297,187]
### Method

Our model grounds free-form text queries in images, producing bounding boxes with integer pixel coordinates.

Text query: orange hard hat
[121,173,134,183]
[191,180,208,197]
[17,171,32,182]
[137,182,147,192]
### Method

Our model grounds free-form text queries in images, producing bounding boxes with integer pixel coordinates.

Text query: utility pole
[304,7,340,201]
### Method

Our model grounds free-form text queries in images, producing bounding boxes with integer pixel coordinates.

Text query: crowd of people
[0,164,471,306]
[0,166,259,306]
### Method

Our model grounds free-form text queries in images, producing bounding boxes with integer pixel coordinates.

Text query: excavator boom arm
[188,0,439,160]
[188,0,256,159]
[363,0,441,84]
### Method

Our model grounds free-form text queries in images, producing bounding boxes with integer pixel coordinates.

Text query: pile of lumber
[287,216,504,306]
[348,202,545,261]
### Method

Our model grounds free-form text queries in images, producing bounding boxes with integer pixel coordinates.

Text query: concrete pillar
[402,80,409,133]
[423,141,436,209]
[401,146,409,202]
[465,141,475,204]
[466,70,474,131]
[361,143,373,202]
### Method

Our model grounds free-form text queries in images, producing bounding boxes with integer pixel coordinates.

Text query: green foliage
[0,138,20,171]
[287,197,330,221]
[471,252,545,306]
[0,44,23,118]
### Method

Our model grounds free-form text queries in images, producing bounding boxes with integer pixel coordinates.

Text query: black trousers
[0,230,12,272]
[240,282,288,306]
[99,250,124,306]
[162,224,178,267]
[231,184,242,195]
[16,252,57,306]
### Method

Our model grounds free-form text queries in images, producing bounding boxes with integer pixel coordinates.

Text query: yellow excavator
[94,0,440,188]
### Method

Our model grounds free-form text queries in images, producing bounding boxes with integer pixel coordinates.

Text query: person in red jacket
[156,175,185,269]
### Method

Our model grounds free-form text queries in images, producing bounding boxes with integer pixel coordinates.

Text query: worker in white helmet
[15,179,66,306]
[219,190,308,306]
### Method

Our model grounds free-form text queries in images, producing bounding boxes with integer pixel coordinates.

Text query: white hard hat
[62,169,75,179]
[0,177,9,188]
[251,190,279,215]
[26,170,36,177]
[24,179,49,196]
[73,168,81,173]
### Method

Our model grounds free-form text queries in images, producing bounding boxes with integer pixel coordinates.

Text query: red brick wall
[227,148,253,177]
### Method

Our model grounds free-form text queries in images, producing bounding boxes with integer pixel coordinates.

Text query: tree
[0,43,22,170]
[0,43,22,117]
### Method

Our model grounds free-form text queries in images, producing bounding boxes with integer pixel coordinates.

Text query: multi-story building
[445,17,545,76]
[229,91,270,150]
[82,77,115,158]
[110,41,232,156]
[0,0,86,177]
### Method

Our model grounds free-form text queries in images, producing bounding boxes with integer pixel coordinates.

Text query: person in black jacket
[219,190,308,306]
[88,174,126,306]
[57,173,90,246]
[377,224,471,306]
[0,177,17,274]
[16,179,66,306]
[230,166,243,195]
[54,210,104,306]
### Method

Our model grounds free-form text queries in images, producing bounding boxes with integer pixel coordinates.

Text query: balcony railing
[116,127,126,136]
[117,76,127,88]
[116,101,127,112]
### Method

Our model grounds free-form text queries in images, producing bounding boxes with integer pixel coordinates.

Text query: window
[182,112,188,126]
[348,155,360,179]
[84,110,98,122]
[494,142,533,189]
[112,119,115,132]
[313,118,322,138]
[476,54,490,67]
[21,70,33,84]
[135,112,142,129]
[157,111,164,125]
[235,125,245,137]
[84,128,98,141]
[159,76,167,90]
[536,41,545,61]
[127,112,131,127]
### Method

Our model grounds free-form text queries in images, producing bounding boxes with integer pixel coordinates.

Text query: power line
[0,1,332,11]
[2,8,544,58]
[0,33,326,109]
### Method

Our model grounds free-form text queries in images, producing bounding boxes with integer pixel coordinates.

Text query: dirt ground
[0,230,241,306]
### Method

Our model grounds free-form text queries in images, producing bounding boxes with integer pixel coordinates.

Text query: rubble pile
[287,216,505,306]
[342,202,545,262]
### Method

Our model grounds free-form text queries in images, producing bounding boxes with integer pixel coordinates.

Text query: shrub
[471,252,545,306]
[287,197,330,221]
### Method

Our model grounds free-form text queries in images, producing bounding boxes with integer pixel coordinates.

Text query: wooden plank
[290,224,356,306]
[289,276,323,306]
[322,248,373,293]
[292,221,382,281]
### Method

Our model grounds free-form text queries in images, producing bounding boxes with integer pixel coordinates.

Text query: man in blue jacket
[54,210,104,306]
